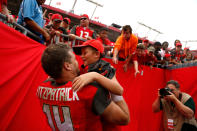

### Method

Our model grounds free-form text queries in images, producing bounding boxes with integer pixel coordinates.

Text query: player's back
[37,79,103,131]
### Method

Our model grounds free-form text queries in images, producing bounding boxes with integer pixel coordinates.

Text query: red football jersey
[72,26,95,45]
[37,79,110,131]
[131,52,147,65]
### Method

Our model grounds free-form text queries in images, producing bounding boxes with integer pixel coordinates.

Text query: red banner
[0,22,50,131]
[0,22,196,131]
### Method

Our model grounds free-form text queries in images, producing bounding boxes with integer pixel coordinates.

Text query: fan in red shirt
[161,53,176,68]
[145,46,157,67]
[70,14,97,46]
[123,43,146,77]
[97,28,113,57]
[170,42,186,64]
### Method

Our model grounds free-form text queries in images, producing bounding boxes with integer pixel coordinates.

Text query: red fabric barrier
[0,22,196,131]
[104,59,165,131]
[0,22,51,131]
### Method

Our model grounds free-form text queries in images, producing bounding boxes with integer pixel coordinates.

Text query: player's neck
[56,72,76,83]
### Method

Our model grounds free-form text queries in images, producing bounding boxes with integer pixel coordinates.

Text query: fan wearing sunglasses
[70,14,97,46]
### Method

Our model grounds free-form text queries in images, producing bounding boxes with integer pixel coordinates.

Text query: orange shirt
[114,34,138,59]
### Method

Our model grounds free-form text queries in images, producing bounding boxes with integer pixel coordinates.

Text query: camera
[159,87,172,97]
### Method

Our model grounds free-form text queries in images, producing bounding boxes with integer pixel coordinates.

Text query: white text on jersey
[37,86,79,101]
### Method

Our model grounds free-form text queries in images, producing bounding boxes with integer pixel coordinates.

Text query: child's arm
[72,72,123,95]
[134,60,140,77]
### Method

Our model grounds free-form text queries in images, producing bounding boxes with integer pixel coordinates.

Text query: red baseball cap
[73,39,104,55]
[176,42,182,47]
[80,14,89,20]
[165,53,171,58]
[184,47,189,50]
[63,17,71,24]
[143,39,149,43]
[52,13,63,21]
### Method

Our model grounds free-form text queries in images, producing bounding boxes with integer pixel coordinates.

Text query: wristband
[111,93,123,102]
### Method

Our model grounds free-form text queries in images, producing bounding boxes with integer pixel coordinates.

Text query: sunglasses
[80,18,87,21]
[55,20,62,23]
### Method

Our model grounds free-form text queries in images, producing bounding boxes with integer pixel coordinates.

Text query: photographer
[152,80,197,131]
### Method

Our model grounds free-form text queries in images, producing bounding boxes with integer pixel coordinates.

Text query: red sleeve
[105,38,112,46]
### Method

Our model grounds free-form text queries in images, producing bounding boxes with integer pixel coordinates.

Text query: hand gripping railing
[59,34,86,46]
[0,13,41,42]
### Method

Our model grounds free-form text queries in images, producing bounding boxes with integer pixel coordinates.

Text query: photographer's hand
[164,92,177,102]
[165,92,194,118]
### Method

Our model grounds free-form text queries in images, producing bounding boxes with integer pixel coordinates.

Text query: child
[123,43,146,76]
[73,39,130,130]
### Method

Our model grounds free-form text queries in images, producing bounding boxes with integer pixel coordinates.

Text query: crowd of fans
[1,0,197,73]
[1,1,197,130]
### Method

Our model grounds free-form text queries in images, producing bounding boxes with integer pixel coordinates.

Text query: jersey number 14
[43,104,74,131]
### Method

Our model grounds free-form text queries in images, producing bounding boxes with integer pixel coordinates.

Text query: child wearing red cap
[161,53,176,68]
[73,39,120,90]
[170,42,186,64]
[73,39,130,130]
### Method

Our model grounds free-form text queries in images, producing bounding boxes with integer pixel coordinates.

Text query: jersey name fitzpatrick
[37,86,79,102]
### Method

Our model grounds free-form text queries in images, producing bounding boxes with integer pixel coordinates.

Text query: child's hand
[72,72,96,92]
[134,70,140,77]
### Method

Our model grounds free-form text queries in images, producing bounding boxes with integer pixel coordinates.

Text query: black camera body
[159,87,172,97]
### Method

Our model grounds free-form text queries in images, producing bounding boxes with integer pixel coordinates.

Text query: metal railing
[60,34,86,46]
[0,13,41,41]
[166,61,197,70]
[0,13,88,45]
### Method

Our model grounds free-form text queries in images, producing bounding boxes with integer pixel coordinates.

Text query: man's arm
[134,60,140,77]
[165,93,194,119]
[69,26,86,41]
[110,75,130,125]
[152,96,161,113]
[25,18,50,41]
[174,99,194,119]
[123,54,132,72]
[112,48,119,64]
[101,101,130,125]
